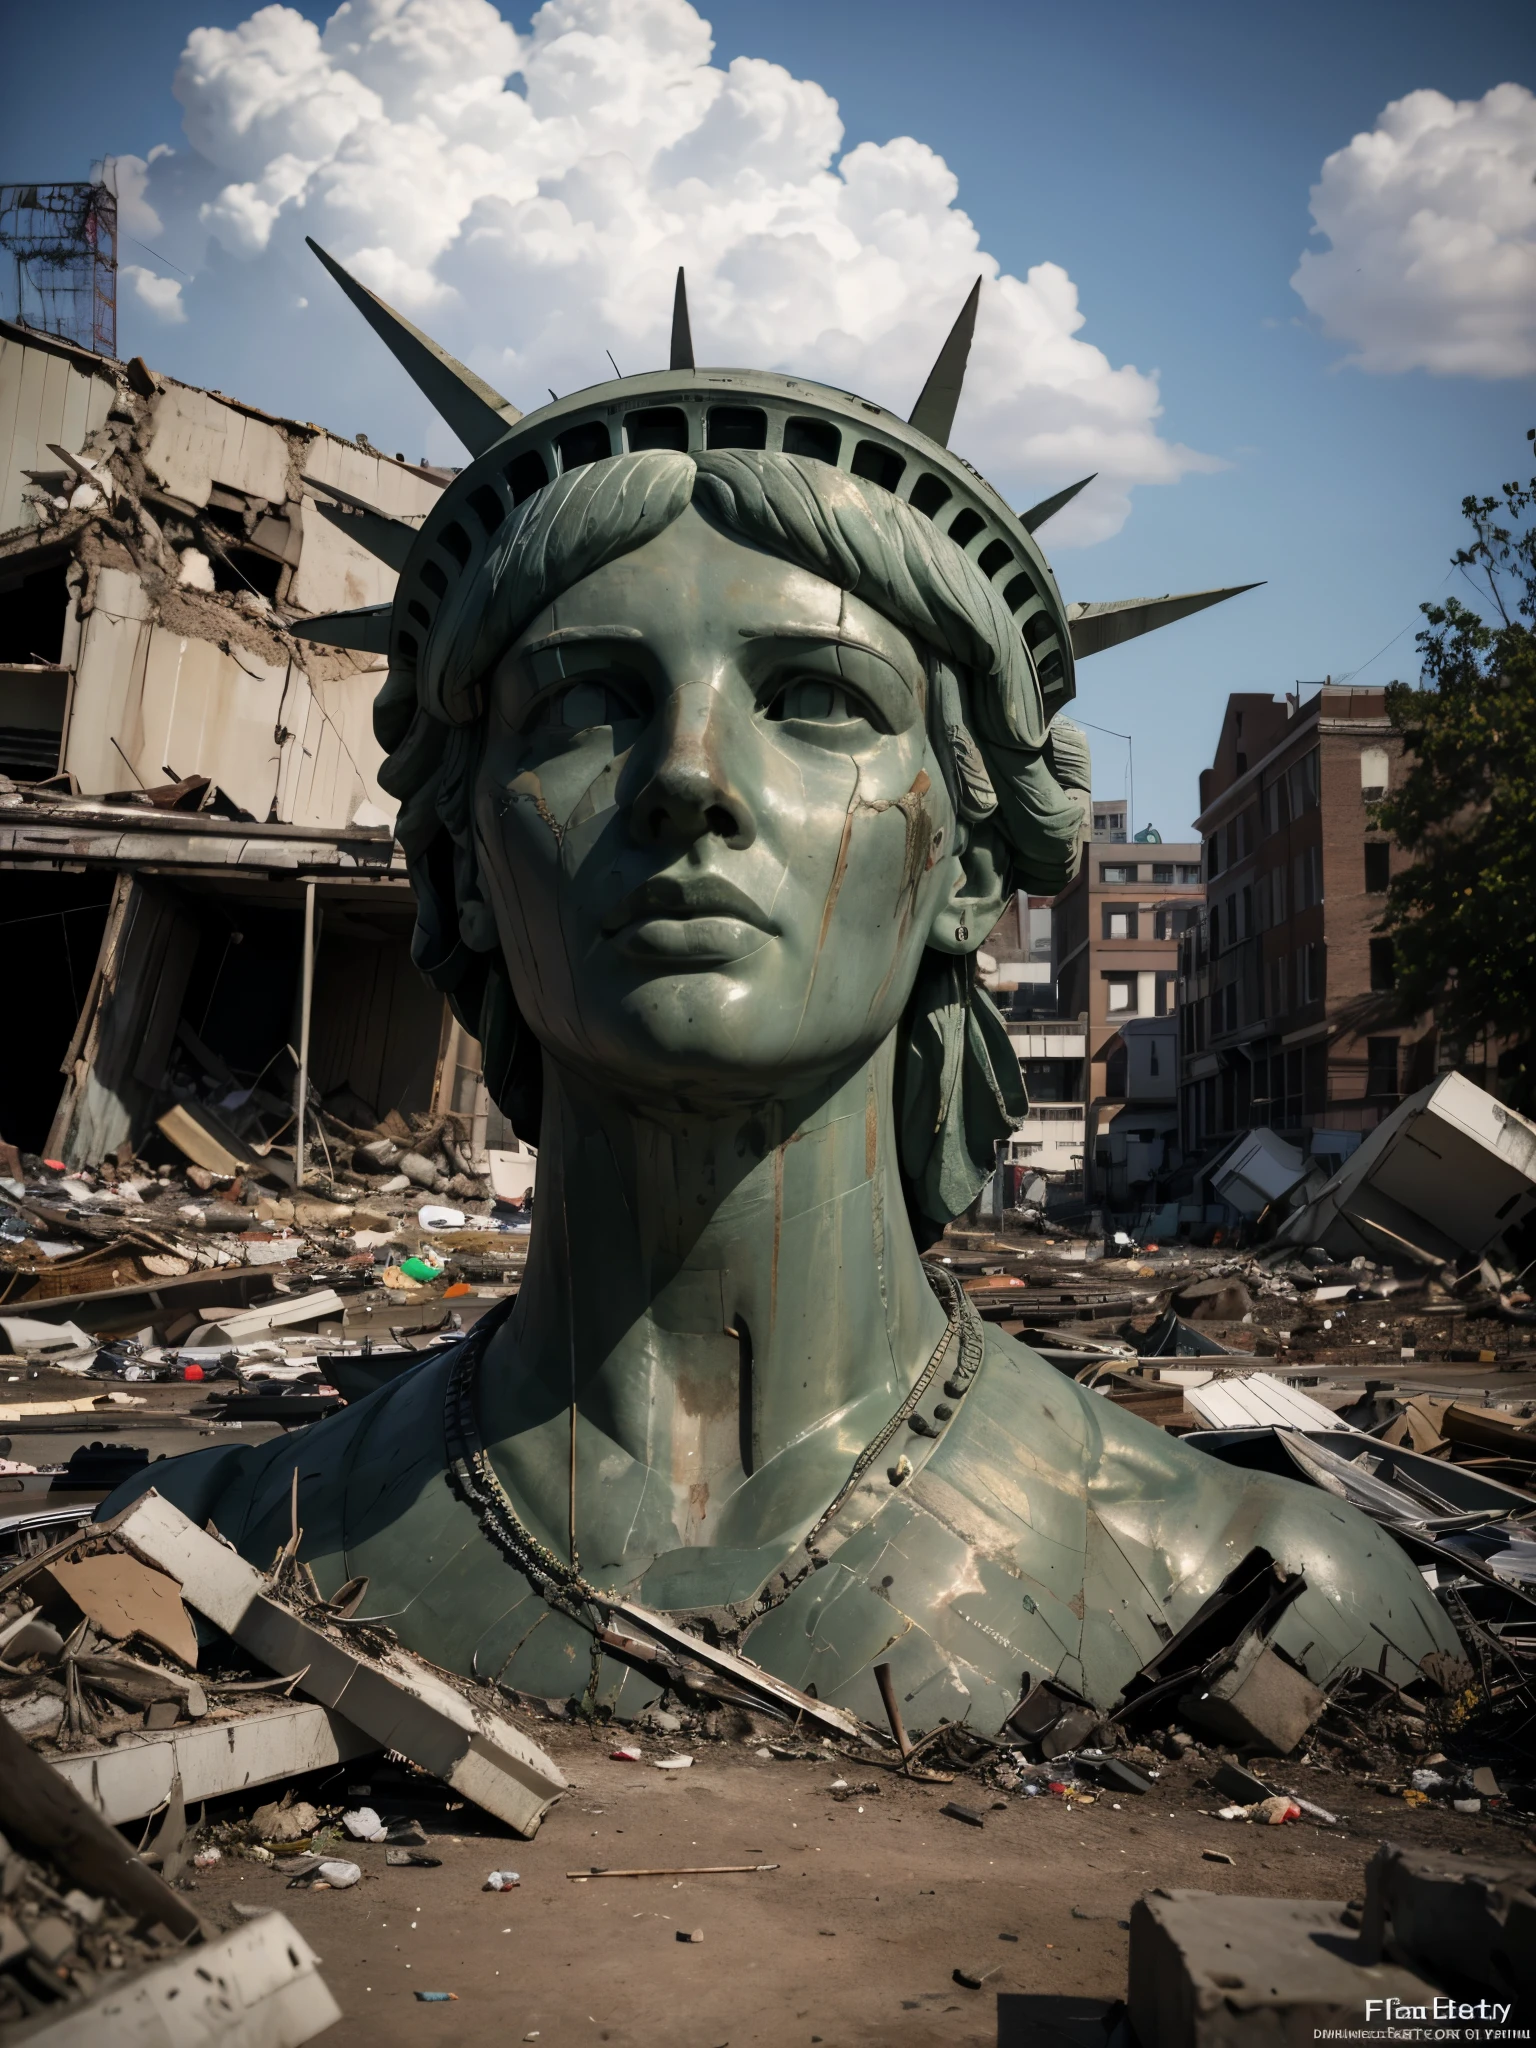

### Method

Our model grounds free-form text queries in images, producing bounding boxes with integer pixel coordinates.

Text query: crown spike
[306,238,520,457]
[290,603,393,654]
[670,267,695,372]
[908,279,982,447]
[1020,474,1097,534]
[1067,584,1264,660]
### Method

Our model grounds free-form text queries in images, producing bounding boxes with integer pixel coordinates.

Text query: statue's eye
[526,680,642,733]
[766,679,869,725]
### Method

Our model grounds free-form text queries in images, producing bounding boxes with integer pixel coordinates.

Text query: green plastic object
[398,1256,439,1282]
[113,262,1458,1736]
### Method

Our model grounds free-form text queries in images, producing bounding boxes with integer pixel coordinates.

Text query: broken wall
[0,327,116,536]
[1,323,444,830]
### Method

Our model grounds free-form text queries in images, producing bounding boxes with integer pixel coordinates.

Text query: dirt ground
[187,1721,1531,2048]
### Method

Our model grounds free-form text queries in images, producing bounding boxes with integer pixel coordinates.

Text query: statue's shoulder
[954,1324,1220,1489]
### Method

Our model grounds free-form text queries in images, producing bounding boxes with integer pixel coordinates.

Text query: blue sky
[4,0,1532,833]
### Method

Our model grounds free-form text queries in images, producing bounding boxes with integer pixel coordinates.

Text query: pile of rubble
[0,1112,527,1383]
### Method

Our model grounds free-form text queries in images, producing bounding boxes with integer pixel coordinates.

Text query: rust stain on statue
[503,771,564,845]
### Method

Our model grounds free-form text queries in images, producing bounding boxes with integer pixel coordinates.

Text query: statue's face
[473,504,961,1105]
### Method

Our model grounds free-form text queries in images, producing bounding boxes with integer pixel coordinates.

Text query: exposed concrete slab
[16,1909,339,2048]
[50,1699,376,1826]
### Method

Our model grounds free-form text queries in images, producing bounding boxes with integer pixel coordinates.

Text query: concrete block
[1363,1841,1536,2004]
[17,1909,338,2047]
[1179,1635,1324,1756]
[50,1699,375,1826]
[1128,1890,1442,2048]
[117,1490,567,1837]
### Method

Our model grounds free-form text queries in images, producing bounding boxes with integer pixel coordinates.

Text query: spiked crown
[294,247,1256,715]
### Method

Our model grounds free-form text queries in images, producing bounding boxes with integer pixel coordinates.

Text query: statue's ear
[925,820,1011,955]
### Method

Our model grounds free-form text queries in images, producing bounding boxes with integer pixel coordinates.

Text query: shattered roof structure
[0,318,494,1174]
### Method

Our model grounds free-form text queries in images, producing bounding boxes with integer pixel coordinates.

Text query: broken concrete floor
[182,1720,1536,2048]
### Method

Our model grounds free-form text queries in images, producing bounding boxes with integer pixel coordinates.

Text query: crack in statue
[109,258,1457,1730]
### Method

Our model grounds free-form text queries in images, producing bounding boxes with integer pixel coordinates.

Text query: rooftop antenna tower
[0,180,117,355]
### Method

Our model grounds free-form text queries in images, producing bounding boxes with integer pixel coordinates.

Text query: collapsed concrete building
[0,317,515,1176]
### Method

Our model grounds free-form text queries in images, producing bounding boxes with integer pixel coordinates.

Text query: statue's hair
[374,449,1089,1239]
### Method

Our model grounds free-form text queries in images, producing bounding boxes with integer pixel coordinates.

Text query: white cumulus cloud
[122,265,187,324]
[1292,82,1536,378]
[111,0,1218,541]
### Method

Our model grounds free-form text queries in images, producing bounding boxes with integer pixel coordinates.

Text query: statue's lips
[601,874,780,962]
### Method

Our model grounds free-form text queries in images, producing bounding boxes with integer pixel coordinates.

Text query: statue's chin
[535,973,880,1115]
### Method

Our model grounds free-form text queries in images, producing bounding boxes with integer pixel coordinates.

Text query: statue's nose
[628,682,755,850]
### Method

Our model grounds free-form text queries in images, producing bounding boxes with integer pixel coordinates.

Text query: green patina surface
[104,258,1458,1728]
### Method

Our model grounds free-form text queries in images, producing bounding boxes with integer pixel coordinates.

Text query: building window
[1148,1038,1161,1076]
[1103,905,1138,940]
[1269,953,1288,1017]
[1176,863,1199,884]
[1287,748,1320,817]
[1369,936,1396,991]
[1291,842,1323,911]
[1150,863,1173,884]
[1367,1036,1400,1097]
[1105,974,1136,1014]
[1100,863,1133,884]
[1209,904,1221,956]
[1154,970,1176,1017]
[1105,1045,1128,1099]
[1298,941,1326,1004]
[1364,840,1390,892]
[1360,747,1389,801]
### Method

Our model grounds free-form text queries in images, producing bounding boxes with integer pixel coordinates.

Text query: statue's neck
[478,1038,949,1570]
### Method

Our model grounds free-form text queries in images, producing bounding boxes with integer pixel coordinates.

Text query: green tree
[1376,429,1536,1110]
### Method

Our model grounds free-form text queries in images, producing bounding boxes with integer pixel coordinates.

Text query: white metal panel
[286,494,401,614]
[287,437,440,616]
[62,567,152,793]
[303,434,442,519]
[1183,1373,1347,1433]
[141,384,289,508]
[0,332,116,534]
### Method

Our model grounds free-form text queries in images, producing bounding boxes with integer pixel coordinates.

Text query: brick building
[1053,820,1203,1201]
[1177,684,1427,1158]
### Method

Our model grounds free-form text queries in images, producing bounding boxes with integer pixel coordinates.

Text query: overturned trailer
[0,318,504,1171]
[1272,1072,1536,1268]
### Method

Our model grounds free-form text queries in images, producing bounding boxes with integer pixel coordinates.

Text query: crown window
[420,560,447,598]
[947,509,985,547]
[625,407,689,453]
[850,440,905,492]
[783,417,840,464]
[466,485,505,534]
[908,474,952,520]
[557,422,612,471]
[978,539,1014,580]
[438,521,471,567]
[504,450,549,504]
[1002,573,1037,613]
[707,407,768,450]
